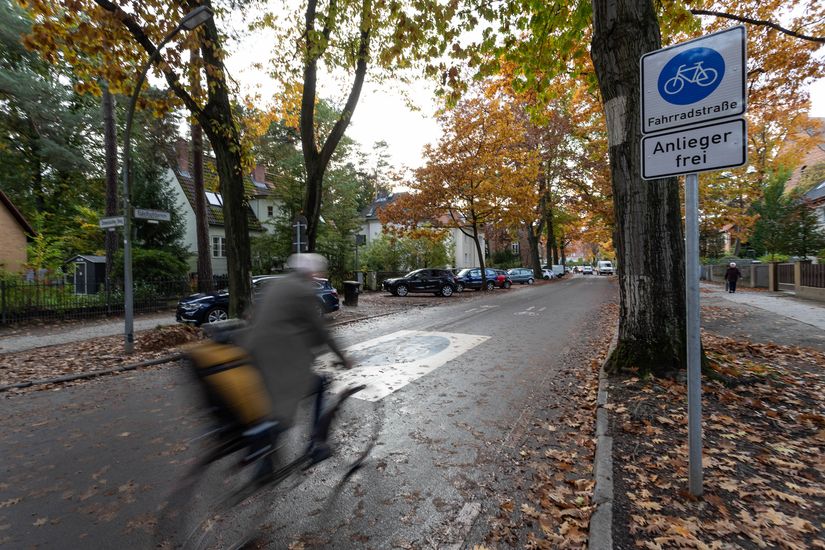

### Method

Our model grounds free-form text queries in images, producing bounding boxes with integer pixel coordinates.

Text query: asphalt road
[0,275,615,548]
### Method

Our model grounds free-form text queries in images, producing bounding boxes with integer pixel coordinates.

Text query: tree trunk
[545,208,556,266]
[191,122,213,292]
[190,46,212,293]
[300,0,371,252]
[200,108,251,318]
[472,221,488,290]
[526,222,543,277]
[102,85,118,285]
[591,0,687,376]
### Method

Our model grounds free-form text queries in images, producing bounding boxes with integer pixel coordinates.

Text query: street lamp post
[122,6,213,353]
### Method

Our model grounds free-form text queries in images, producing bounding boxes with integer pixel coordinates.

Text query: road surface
[0,275,615,548]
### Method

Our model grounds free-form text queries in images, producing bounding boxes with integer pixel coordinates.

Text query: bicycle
[663,61,719,95]
[153,323,382,549]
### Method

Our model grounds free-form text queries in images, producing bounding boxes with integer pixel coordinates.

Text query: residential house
[0,190,35,273]
[164,140,283,276]
[803,179,825,230]
[359,191,485,269]
[785,118,825,193]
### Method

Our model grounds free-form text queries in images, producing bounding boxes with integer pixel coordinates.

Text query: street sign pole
[293,215,308,254]
[685,172,703,496]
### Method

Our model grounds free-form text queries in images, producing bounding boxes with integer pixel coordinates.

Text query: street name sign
[641,118,746,180]
[641,26,745,135]
[99,216,125,229]
[134,208,171,221]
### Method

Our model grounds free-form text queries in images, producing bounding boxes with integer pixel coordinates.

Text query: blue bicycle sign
[657,47,725,105]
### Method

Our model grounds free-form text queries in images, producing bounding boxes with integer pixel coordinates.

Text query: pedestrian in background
[725,262,742,294]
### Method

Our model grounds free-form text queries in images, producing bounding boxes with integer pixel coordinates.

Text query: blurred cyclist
[243,253,351,472]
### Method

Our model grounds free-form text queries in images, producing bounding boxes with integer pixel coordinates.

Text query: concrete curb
[589,329,618,550]
[0,354,183,393]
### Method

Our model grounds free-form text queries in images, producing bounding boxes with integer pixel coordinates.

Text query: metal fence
[778,263,795,289]
[801,263,825,289]
[0,278,194,325]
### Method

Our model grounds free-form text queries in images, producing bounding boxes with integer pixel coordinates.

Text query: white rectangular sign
[641,26,746,134]
[641,118,747,180]
[134,208,171,221]
[99,216,125,228]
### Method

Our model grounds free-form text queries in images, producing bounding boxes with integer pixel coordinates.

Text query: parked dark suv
[455,267,499,291]
[382,269,457,297]
[176,275,339,325]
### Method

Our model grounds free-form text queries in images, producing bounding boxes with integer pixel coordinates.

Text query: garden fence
[0,277,201,325]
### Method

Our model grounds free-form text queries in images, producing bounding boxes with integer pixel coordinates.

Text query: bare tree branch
[690,9,825,43]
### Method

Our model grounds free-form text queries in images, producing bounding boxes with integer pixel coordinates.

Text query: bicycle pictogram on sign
[657,47,725,106]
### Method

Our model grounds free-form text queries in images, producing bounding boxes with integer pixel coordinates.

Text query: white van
[596,260,614,275]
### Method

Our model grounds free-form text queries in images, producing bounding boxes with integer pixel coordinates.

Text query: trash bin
[343,280,360,306]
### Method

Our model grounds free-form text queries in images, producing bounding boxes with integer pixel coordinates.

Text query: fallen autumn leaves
[610,332,825,549]
[0,325,203,392]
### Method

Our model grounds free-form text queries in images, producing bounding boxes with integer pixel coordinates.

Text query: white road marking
[316,330,489,401]
[526,306,535,311]
[480,305,499,309]
[538,306,547,312]
[514,310,538,316]
[464,308,479,313]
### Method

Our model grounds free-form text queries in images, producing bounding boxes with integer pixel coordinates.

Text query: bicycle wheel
[154,436,275,550]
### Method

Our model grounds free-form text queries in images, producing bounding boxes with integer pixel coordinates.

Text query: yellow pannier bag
[185,340,272,428]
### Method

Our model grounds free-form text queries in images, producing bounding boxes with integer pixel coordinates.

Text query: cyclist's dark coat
[243,272,345,427]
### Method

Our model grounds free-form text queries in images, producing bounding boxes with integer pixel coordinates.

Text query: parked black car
[176,275,340,325]
[455,267,499,292]
[382,269,457,297]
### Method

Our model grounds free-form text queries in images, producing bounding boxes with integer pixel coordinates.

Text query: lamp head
[180,6,213,31]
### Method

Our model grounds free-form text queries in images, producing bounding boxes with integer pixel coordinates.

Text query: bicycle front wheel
[155,440,271,550]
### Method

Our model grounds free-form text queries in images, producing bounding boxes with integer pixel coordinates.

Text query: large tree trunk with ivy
[591,0,687,376]
[102,85,118,285]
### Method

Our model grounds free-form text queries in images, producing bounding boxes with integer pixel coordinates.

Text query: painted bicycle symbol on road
[663,61,719,95]
[657,47,725,105]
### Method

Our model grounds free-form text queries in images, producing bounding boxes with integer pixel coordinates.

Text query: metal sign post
[640,25,748,497]
[293,215,308,254]
[684,172,703,496]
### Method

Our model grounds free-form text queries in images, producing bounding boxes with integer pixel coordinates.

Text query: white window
[267,205,274,217]
[205,192,223,207]
[212,236,226,258]
[511,242,520,254]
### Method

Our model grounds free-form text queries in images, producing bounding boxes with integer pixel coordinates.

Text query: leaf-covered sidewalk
[610,300,825,549]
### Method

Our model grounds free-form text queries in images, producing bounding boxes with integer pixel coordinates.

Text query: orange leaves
[387,90,540,235]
